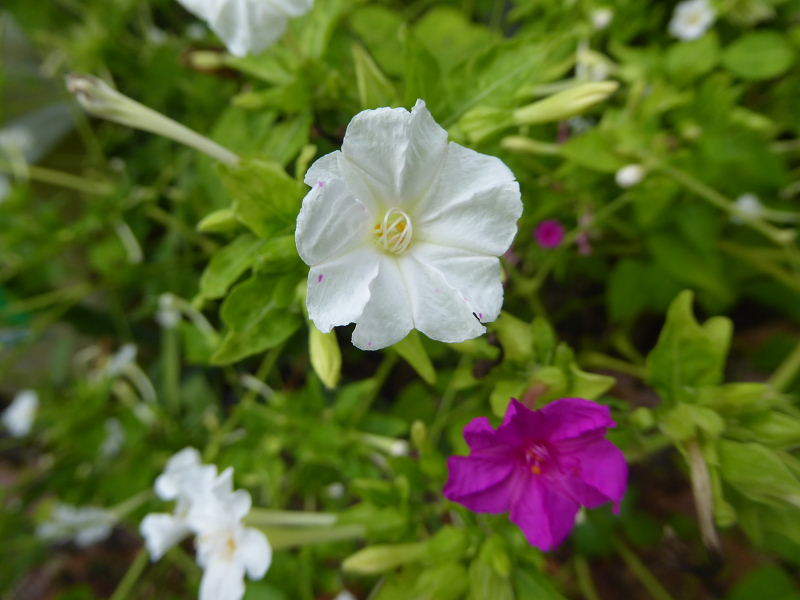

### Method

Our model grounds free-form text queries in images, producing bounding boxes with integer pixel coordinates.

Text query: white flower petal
[339,100,448,213]
[239,527,272,579]
[155,447,214,500]
[415,143,521,256]
[411,242,504,323]
[352,256,414,351]
[307,248,380,333]
[200,559,246,600]
[295,178,372,266]
[2,390,38,437]
[140,513,190,561]
[304,151,342,189]
[398,255,486,343]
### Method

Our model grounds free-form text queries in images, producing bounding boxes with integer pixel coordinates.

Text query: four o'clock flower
[669,0,716,41]
[295,100,522,350]
[444,398,627,551]
[188,469,272,600]
[176,0,314,57]
[2,390,38,437]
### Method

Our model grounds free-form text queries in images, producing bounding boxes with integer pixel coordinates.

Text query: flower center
[524,443,551,476]
[374,208,413,254]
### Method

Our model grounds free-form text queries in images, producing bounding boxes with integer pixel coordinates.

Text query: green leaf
[726,565,800,600]
[722,31,794,80]
[393,331,436,385]
[660,402,725,442]
[646,290,732,403]
[493,312,533,362]
[468,537,514,600]
[211,273,301,364]
[220,159,303,239]
[490,380,525,417]
[666,33,720,83]
[559,128,625,173]
[415,563,469,600]
[718,440,800,507]
[607,259,650,324]
[199,234,266,300]
[352,43,398,109]
[568,363,615,400]
[197,208,240,233]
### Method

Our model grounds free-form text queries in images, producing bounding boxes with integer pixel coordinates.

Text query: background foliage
[3,0,800,598]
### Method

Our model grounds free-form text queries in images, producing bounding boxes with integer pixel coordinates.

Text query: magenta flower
[534,220,565,249]
[444,398,627,551]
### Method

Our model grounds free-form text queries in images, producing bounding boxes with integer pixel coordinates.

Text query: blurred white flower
[732,193,764,224]
[176,0,314,57]
[2,390,38,437]
[157,293,181,329]
[334,592,357,600]
[101,418,125,458]
[188,469,272,600]
[37,503,115,547]
[105,343,138,377]
[141,448,218,560]
[615,164,646,188]
[669,0,716,41]
[296,100,522,350]
[591,8,613,30]
[575,44,613,82]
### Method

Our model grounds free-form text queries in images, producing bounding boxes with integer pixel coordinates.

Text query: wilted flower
[2,390,38,437]
[296,100,522,350]
[615,164,645,188]
[444,398,627,551]
[176,0,314,57]
[37,503,116,547]
[669,0,716,41]
[535,220,566,249]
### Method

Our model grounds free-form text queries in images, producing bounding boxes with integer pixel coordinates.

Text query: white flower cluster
[176,0,314,57]
[141,448,271,600]
[2,390,38,437]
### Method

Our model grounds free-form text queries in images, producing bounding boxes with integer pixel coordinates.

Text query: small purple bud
[535,220,566,249]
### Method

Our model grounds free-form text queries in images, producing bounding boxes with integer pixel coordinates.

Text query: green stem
[651,160,795,247]
[718,241,800,294]
[613,537,676,600]
[581,351,647,379]
[162,324,181,414]
[261,524,367,550]
[574,555,602,600]
[352,353,398,423]
[769,338,800,392]
[0,161,113,195]
[109,548,148,600]
[429,355,469,444]
[246,508,337,528]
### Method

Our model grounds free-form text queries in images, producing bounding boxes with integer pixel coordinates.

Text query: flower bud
[513,81,619,126]
[615,164,646,188]
[309,324,341,389]
[342,541,427,574]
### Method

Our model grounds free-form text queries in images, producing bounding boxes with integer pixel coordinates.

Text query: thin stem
[261,524,367,550]
[246,508,337,528]
[581,351,647,379]
[352,353,398,424]
[162,324,181,414]
[769,338,800,392]
[109,548,148,600]
[430,355,469,443]
[0,161,113,195]
[613,537,676,600]
[574,555,602,600]
[651,160,795,247]
[718,241,800,294]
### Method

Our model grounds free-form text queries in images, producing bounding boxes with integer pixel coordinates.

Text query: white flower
[669,0,716,41]
[591,8,613,30]
[295,100,522,351]
[141,448,218,560]
[2,390,38,437]
[37,504,115,547]
[615,164,646,188]
[334,592,357,600]
[101,418,126,458]
[105,343,138,377]
[188,469,272,600]
[176,0,314,57]
[732,193,764,224]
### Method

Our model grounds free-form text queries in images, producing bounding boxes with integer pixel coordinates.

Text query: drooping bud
[513,81,619,126]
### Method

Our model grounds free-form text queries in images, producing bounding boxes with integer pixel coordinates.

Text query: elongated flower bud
[513,81,619,125]
[66,74,239,165]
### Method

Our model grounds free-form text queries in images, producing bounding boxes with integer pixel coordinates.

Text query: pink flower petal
[444,455,519,513]
[509,477,580,551]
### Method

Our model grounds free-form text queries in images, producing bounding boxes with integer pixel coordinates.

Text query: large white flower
[2,390,38,437]
[176,0,314,57]
[669,0,716,41]
[295,100,522,351]
[141,447,218,560]
[188,469,272,600]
